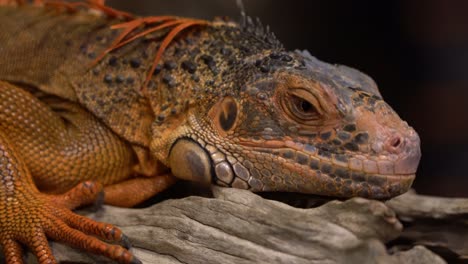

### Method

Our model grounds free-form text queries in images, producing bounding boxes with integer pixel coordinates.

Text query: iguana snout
[353,98,421,176]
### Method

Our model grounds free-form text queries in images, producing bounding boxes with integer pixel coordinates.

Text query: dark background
[108,0,468,197]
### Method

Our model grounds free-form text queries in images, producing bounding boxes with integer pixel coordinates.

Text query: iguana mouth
[206,142,417,198]
[230,137,420,198]
[239,138,420,174]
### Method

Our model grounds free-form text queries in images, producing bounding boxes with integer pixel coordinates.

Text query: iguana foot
[0,181,140,264]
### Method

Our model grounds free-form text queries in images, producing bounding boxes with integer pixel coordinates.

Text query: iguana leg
[0,81,136,192]
[0,81,143,263]
[0,130,138,264]
[104,174,177,207]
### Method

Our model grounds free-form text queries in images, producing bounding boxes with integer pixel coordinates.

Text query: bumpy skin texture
[0,1,421,263]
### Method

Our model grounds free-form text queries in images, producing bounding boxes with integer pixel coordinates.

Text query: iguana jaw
[166,134,418,199]
[236,136,419,199]
[238,130,420,177]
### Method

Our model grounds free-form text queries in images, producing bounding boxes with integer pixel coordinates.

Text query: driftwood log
[17,186,468,264]
[387,190,468,263]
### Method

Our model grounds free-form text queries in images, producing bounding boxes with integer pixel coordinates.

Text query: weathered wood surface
[20,186,467,264]
[387,190,468,262]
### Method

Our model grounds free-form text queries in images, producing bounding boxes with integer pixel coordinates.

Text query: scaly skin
[0,1,421,263]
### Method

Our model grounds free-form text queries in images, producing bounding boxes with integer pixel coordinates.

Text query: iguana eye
[291,95,316,116]
[281,89,323,124]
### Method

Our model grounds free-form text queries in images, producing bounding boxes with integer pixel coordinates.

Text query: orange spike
[81,6,209,95]
[92,16,208,93]
[111,17,179,48]
[110,16,177,30]
[142,19,208,92]
[92,18,145,65]
[92,17,178,65]
[111,19,185,51]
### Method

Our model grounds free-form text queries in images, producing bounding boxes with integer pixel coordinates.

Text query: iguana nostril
[386,134,405,153]
[391,137,401,148]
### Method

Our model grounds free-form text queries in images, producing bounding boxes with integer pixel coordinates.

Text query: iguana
[0,1,421,263]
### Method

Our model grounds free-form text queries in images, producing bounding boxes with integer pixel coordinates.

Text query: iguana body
[0,1,421,263]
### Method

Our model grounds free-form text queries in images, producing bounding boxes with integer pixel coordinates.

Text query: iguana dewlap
[0,1,421,263]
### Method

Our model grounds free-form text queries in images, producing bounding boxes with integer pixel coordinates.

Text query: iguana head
[149,22,420,199]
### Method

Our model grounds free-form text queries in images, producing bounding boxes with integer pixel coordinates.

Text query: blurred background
[108,0,468,197]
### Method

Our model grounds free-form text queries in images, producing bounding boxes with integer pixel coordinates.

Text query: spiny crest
[239,14,282,49]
